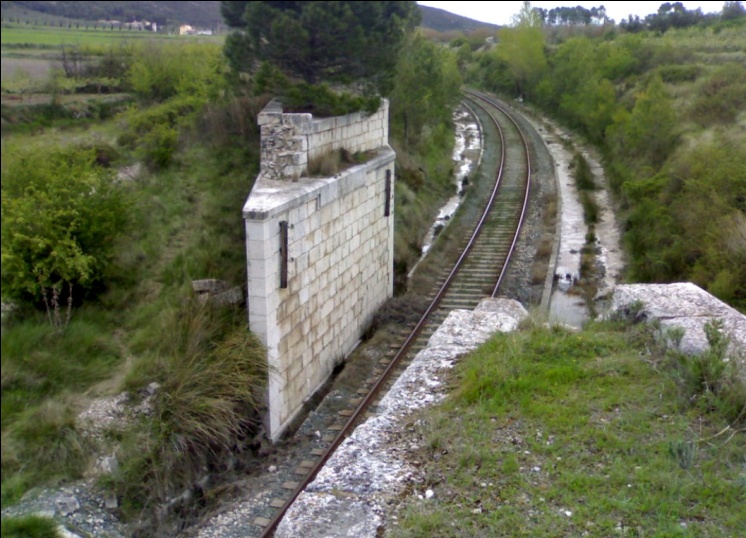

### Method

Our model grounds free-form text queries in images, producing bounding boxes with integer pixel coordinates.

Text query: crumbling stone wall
[258,99,389,181]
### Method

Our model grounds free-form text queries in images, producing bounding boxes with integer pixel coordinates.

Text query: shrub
[571,152,596,190]
[1,146,130,308]
[140,123,179,170]
[690,63,746,126]
[128,41,225,102]
[281,82,381,117]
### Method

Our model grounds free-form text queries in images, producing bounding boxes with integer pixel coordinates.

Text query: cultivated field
[1,24,224,47]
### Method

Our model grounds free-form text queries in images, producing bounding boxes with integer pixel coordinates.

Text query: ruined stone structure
[244,99,395,440]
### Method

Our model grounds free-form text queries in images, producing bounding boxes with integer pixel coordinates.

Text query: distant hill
[418,4,501,33]
[2,1,223,27]
[1,1,498,33]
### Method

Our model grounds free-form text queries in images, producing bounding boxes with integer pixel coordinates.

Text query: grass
[1,514,61,538]
[389,320,746,537]
[113,299,268,523]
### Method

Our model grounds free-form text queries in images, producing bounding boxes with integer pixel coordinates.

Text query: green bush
[128,41,225,102]
[140,123,179,170]
[1,146,130,307]
[690,63,746,126]
[281,82,381,117]
[571,152,596,190]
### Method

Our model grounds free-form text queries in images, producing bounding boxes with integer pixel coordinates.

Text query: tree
[221,1,419,95]
[497,1,547,100]
[722,1,746,20]
[390,34,462,147]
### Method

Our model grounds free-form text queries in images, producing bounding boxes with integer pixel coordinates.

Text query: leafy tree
[1,147,130,308]
[722,1,746,20]
[390,33,462,148]
[221,1,419,95]
[496,4,547,100]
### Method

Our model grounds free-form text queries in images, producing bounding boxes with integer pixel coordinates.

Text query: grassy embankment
[1,27,268,531]
[391,316,745,537]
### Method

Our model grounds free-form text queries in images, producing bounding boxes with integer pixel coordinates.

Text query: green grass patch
[390,321,746,537]
[1,311,121,422]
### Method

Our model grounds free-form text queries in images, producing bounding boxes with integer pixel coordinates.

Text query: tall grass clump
[2,400,91,505]
[114,299,267,525]
[1,515,61,538]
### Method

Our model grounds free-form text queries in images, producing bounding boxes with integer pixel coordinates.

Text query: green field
[0,24,224,47]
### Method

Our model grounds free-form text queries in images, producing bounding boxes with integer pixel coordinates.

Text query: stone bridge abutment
[244,99,395,440]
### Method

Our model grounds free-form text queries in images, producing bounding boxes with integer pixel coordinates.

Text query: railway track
[247,92,534,536]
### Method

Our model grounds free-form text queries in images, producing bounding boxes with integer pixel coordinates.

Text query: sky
[417,1,726,27]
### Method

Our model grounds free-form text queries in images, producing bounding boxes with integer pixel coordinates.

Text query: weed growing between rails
[389,318,745,537]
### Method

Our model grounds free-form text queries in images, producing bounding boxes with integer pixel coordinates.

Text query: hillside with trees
[463,1,746,311]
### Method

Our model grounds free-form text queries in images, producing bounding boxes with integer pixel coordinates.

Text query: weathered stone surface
[55,495,80,516]
[609,283,746,373]
[275,297,527,536]
[428,297,528,349]
[99,456,119,475]
[277,492,382,538]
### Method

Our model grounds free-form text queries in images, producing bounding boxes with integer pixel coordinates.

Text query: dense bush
[1,146,130,307]
[128,41,226,102]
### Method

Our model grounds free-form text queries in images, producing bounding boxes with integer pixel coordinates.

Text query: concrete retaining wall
[245,101,395,440]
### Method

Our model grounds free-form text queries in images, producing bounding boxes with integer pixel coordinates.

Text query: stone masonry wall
[245,101,395,440]
[258,99,389,181]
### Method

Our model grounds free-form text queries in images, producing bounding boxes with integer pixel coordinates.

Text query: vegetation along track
[254,92,532,536]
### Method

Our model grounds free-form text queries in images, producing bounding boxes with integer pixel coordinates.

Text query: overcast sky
[417,1,726,27]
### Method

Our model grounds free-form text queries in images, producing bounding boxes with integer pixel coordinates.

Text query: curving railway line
[252,91,535,537]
